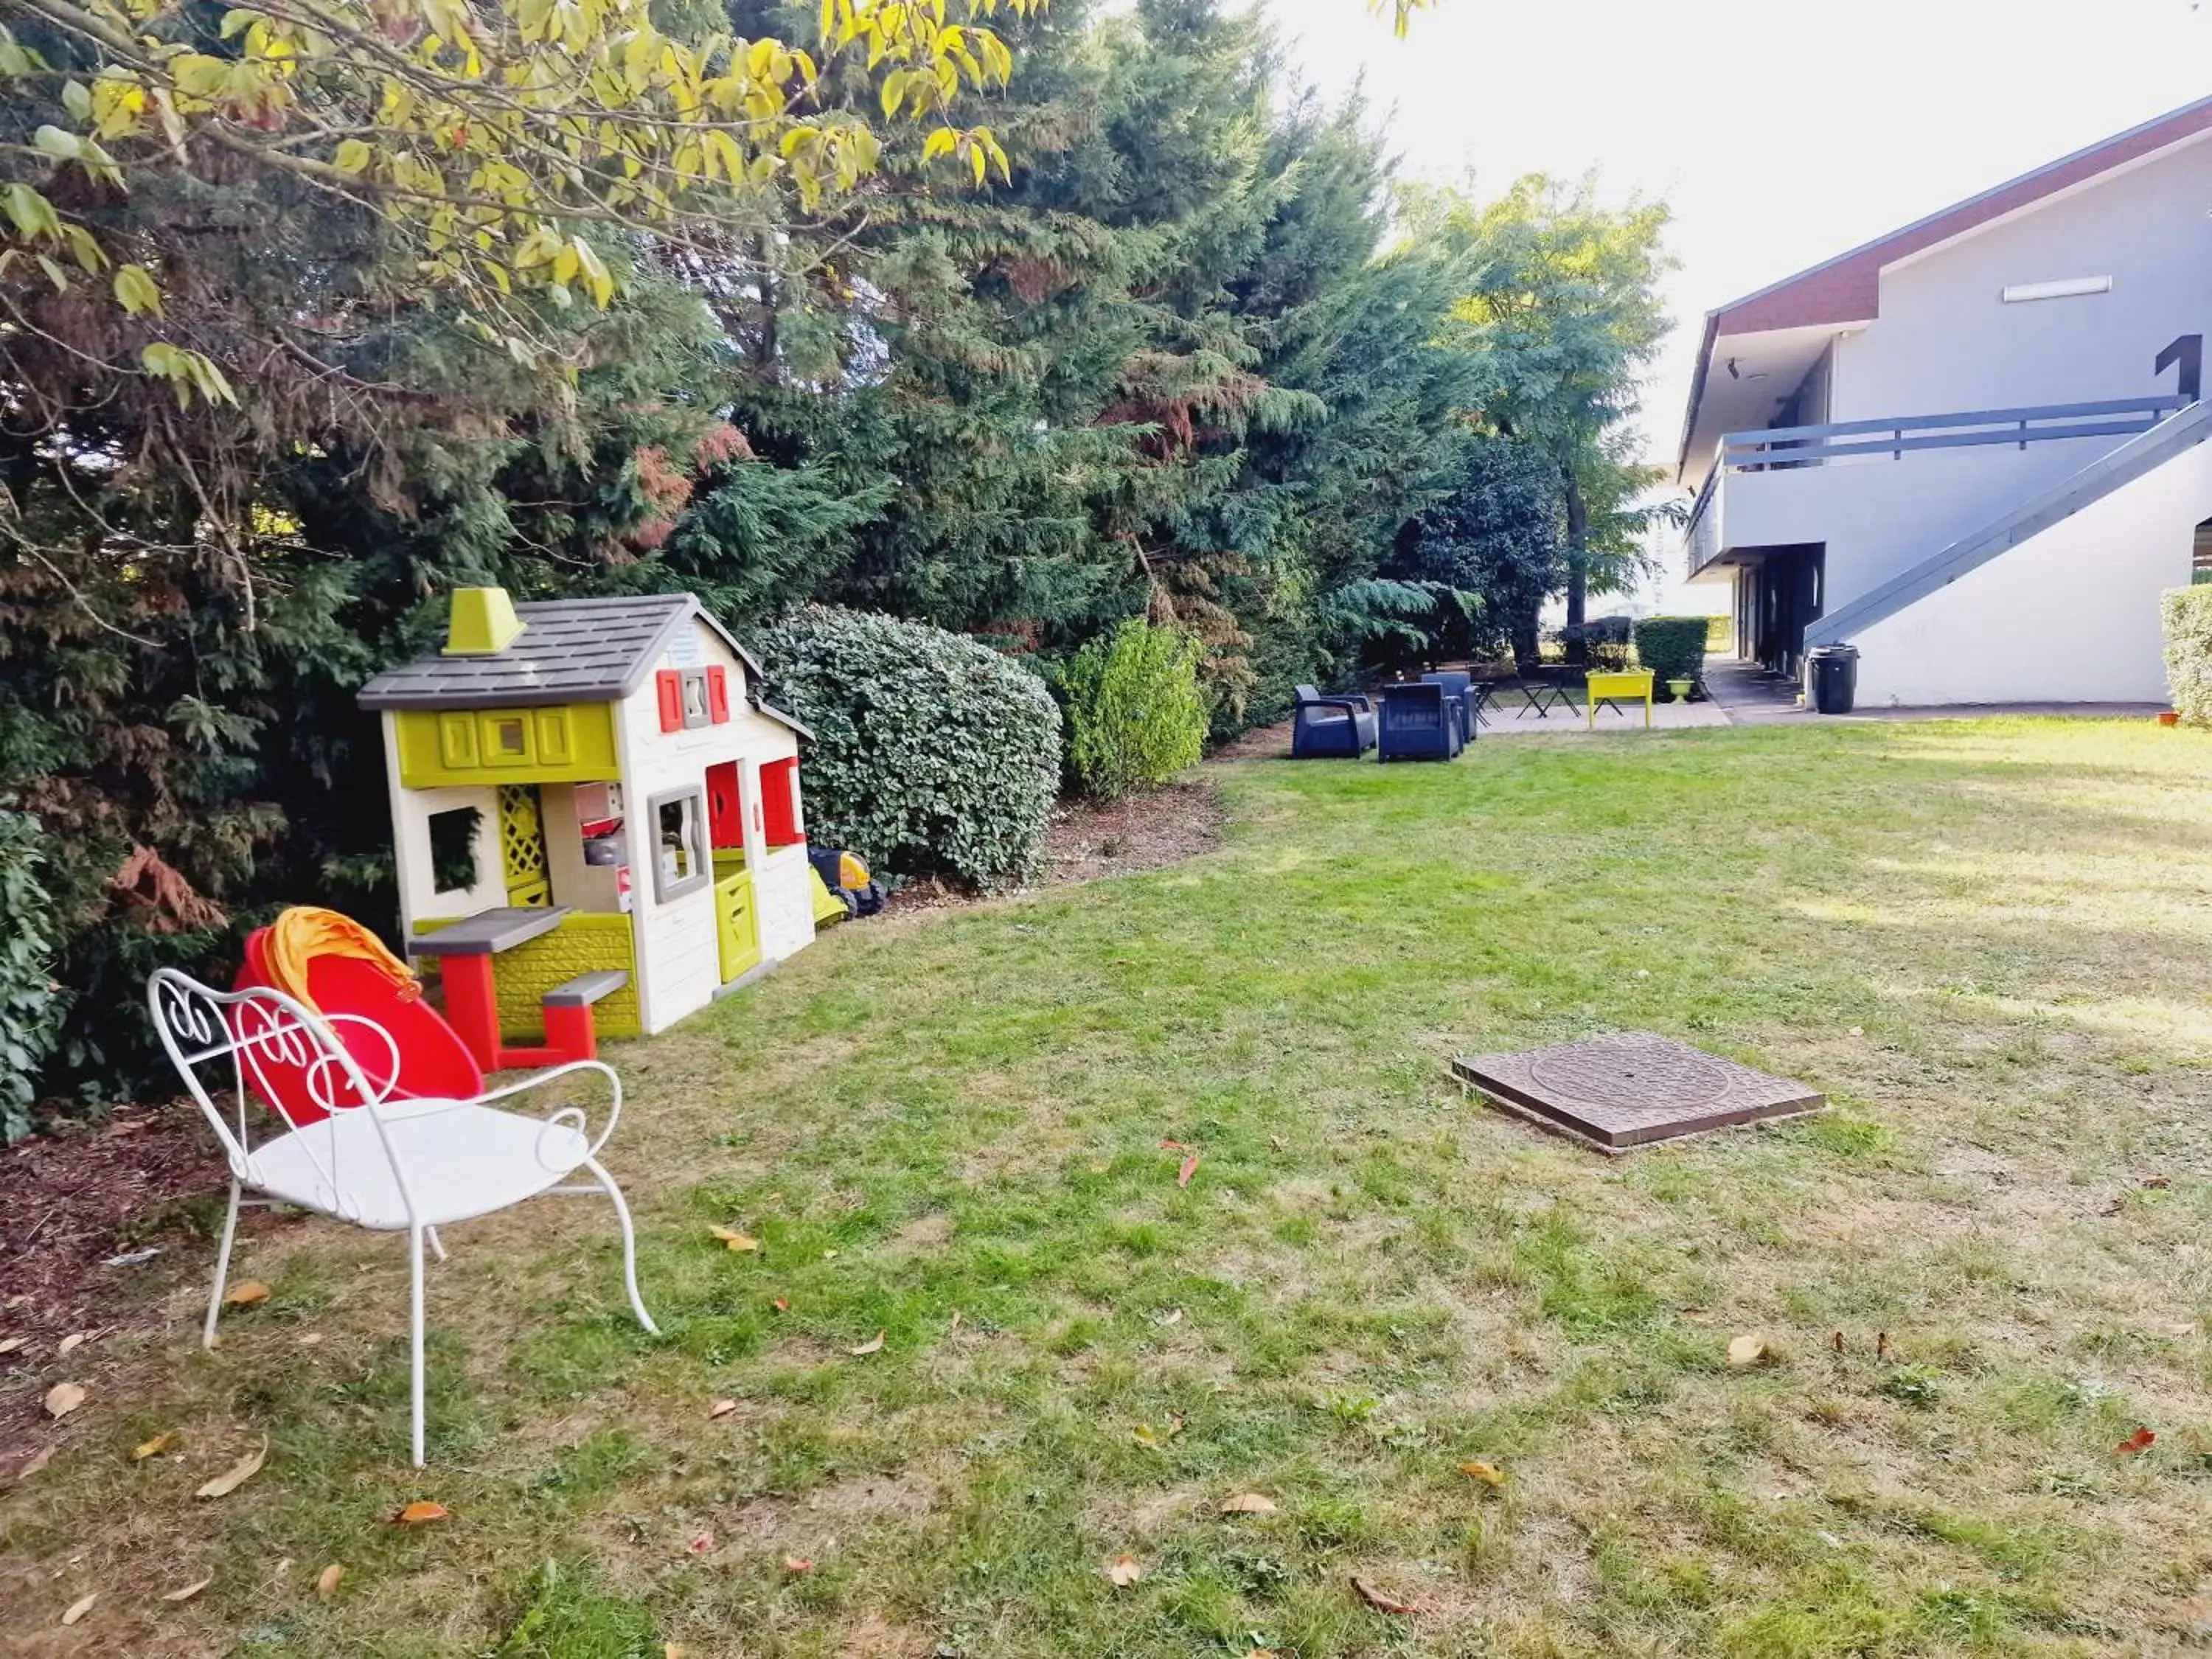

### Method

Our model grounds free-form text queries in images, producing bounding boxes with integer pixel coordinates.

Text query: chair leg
[581,1156,659,1336]
[408,1225,427,1468]
[426,1225,448,1265]
[203,1181,241,1350]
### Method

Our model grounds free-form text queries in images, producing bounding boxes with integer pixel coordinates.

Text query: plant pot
[1667,680,1692,700]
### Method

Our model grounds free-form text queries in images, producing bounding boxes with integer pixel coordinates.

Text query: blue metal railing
[1683,393,2191,580]
[1719,394,2187,469]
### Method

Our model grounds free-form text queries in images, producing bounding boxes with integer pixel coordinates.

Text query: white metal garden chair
[148,967,658,1466]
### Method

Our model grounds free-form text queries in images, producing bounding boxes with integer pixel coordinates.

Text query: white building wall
[1722,440,2133,615]
[1715,132,2212,625]
[1832,133,2212,424]
[1851,439,2212,707]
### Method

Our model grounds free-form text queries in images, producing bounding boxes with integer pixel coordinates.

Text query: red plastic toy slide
[233,908,483,1125]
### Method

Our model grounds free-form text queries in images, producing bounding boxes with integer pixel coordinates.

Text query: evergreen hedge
[757,605,1062,890]
[1060,619,1209,800]
[1634,616,1712,700]
[0,812,67,1141]
[2162,585,2212,726]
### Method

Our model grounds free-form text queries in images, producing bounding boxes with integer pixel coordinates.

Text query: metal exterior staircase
[1804,397,2212,648]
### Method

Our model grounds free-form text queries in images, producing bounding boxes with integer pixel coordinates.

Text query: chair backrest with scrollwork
[147,968,414,1221]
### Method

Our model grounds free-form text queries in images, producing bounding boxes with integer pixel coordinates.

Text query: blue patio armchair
[1420,671,1483,745]
[1290,684,1377,759]
[1377,680,1464,762]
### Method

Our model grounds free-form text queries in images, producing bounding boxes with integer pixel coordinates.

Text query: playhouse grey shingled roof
[358,594,767,712]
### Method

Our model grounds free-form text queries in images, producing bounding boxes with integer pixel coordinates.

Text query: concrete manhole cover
[1453,1032,1824,1152]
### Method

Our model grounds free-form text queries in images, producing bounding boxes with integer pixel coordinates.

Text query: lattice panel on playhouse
[496,784,550,906]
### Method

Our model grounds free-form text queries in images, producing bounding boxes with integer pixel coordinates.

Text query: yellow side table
[1585,669,1654,729]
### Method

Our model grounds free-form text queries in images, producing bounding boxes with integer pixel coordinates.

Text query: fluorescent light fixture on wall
[2000,276,2112,303]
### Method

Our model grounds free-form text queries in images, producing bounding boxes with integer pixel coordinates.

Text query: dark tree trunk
[1562,462,1588,628]
[1510,602,1543,673]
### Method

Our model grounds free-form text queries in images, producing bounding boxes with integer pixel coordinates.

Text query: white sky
[1261,0,2212,606]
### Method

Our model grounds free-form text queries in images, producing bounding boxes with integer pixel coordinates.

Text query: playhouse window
[648,786,712,902]
[680,669,712,730]
[427,806,481,894]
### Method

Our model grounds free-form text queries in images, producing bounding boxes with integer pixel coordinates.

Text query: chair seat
[245,1099,591,1230]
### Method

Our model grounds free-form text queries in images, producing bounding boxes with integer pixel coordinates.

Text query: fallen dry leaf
[44,1382,86,1419]
[0,1335,26,1355]
[707,1399,740,1420]
[1220,1492,1277,1515]
[1105,1554,1144,1587]
[315,1563,344,1600]
[687,1529,714,1554]
[60,1592,97,1626]
[1876,1332,1893,1361]
[161,1575,212,1604]
[709,1227,760,1253]
[1725,1332,1773,1368]
[771,1297,790,1313]
[2115,1427,2157,1455]
[1831,1330,1845,1354]
[1456,1460,1506,1489]
[949,1309,963,1332]
[1177,1152,1200,1189]
[55,1332,86,1357]
[392,1500,448,1525]
[133,1430,177,1461]
[194,1438,267,1499]
[14,1444,55,1481]
[848,1330,885,1356]
[223,1281,270,1307]
[1155,1307,1184,1327]
[1351,1576,1419,1615]
[782,1557,813,1574]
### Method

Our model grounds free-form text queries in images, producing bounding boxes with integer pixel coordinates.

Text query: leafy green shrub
[1634,616,1711,701]
[2162,585,2212,726]
[1060,618,1208,799]
[756,605,1062,889]
[0,811,68,1141]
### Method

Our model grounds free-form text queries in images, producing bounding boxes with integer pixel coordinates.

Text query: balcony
[1682,395,2188,583]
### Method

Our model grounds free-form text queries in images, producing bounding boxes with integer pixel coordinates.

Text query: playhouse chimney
[443,586,525,655]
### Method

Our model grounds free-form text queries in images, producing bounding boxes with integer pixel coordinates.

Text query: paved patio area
[1700,657,2168,725]
[1479,688,1730,736]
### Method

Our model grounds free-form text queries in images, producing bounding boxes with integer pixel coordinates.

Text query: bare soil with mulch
[887,777,1227,913]
[0,1101,250,1460]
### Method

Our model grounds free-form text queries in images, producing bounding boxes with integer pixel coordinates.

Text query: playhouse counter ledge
[403,905,573,957]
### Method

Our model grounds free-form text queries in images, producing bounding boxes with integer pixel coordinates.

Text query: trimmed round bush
[2162,584,2212,726]
[755,605,1062,889]
[1060,617,1208,799]
[1632,615,1712,700]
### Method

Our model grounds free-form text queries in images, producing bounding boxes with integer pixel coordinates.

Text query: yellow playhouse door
[715,868,761,983]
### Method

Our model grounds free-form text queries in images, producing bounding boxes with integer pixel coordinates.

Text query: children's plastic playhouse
[357,588,818,1062]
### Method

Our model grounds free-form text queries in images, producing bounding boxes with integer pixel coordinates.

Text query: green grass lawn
[10,718,2212,1657]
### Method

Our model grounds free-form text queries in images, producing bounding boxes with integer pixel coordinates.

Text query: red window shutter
[706,665,731,723]
[655,669,683,732]
[762,757,801,846]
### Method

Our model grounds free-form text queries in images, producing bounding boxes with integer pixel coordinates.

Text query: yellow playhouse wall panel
[411,912,642,1043]
[394,703,618,788]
